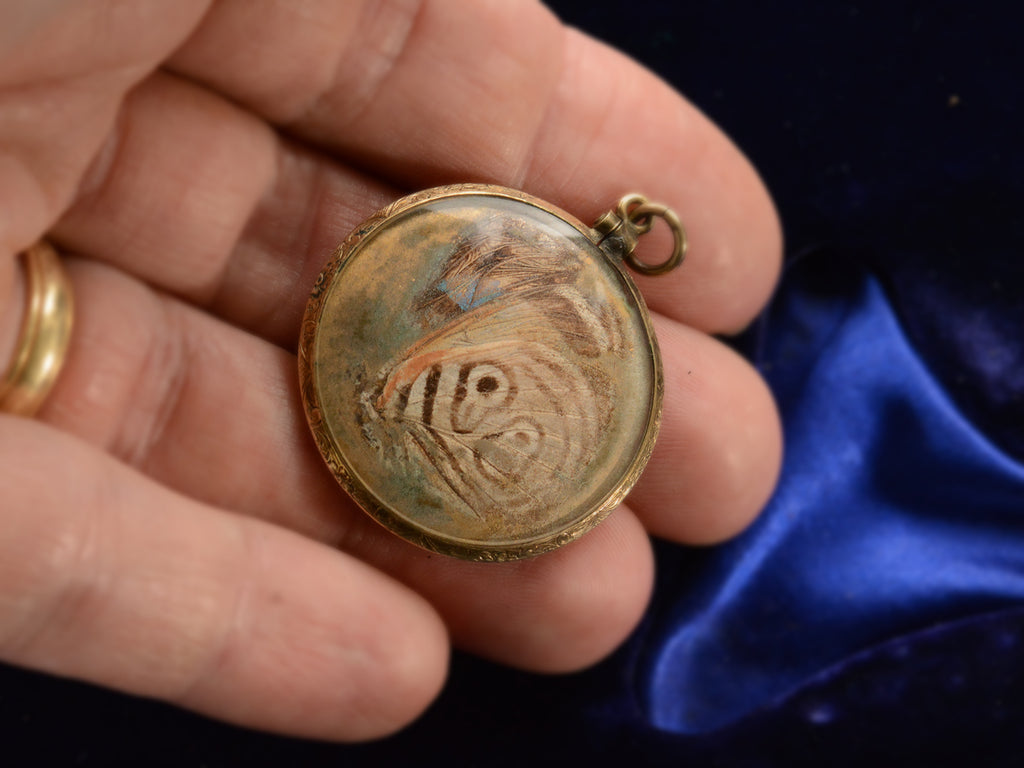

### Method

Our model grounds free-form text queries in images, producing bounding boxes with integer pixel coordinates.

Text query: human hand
[0,0,782,741]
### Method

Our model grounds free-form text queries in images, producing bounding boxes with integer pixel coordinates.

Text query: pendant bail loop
[593,193,688,276]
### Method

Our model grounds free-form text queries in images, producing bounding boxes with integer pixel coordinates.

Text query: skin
[0,0,783,742]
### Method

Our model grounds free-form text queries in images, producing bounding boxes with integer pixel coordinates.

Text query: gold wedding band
[0,241,74,417]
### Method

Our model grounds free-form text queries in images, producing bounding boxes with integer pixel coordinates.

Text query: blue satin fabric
[639,253,1024,734]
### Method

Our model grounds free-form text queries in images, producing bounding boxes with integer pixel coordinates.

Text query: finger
[0,418,448,741]
[0,0,209,253]
[163,0,781,332]
[627,313,783,544]
[168,0,565,182]
[41,256,655,672]
[336,499,655,672]
[525,29,782,334]
[0,256,19,366]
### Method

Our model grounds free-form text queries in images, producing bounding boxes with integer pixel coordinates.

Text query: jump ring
[623,203,688,276]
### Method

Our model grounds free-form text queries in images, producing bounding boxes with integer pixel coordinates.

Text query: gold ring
[0,241,74,417]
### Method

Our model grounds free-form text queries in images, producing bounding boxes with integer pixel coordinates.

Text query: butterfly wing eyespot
[451,362,515,434]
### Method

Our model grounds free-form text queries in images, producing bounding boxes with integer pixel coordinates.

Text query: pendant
[298,184,686,561]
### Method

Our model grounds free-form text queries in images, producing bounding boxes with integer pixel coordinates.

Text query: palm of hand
[0,0,781,741]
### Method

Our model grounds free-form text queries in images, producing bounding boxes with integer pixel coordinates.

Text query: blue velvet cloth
[2,1,1023,764]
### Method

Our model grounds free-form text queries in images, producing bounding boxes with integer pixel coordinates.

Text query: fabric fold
[641,254,1024,733]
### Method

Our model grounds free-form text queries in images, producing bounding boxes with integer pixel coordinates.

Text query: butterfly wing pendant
[299,184,683,561]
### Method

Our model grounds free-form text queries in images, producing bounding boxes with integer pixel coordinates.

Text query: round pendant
[298,184,683,561]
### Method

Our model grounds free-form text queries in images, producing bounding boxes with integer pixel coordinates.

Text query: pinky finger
[0,417,448,741]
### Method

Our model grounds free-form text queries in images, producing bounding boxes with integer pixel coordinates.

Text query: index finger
[169,0,781,333]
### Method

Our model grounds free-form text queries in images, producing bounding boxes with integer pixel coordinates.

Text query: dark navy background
[3,2,1023,765]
